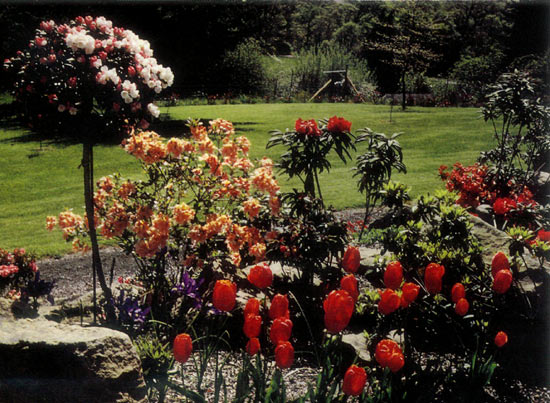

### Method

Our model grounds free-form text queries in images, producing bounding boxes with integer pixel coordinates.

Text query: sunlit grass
[0,103,494,257]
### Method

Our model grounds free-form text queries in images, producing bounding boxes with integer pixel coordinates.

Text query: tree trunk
[82,141,114,322]
[401,70,406,111]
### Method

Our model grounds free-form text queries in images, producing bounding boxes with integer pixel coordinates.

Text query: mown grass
[0,103,494,257]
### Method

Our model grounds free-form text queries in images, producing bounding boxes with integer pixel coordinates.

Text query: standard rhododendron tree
[5,16,173,136]
[5,16,174,319]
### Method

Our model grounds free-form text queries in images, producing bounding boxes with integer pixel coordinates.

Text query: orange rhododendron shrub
[375,339,404,373]
[323,290,354,334]
[173,333,193,363]
[213,280,237,312]
[342,246,361,273]
[342,365,367,396]
[274,341,294,369]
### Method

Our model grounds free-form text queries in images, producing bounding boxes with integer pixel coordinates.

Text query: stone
[0,304,147,403]
[341,333,371,362]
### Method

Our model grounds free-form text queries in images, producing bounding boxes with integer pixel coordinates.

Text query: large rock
[0,303,147,403]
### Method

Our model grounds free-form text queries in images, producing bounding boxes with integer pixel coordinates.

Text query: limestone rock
[0,312,147,403]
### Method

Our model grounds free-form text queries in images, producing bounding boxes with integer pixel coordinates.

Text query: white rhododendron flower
[147,103,160,118]
[65,32,95,55]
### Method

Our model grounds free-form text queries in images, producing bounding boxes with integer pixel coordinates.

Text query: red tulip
[269,317,293,345]
[269,294,289,320]
[454,298,469,316]
[246,337,260,355]
[400,282,420,308]
[384,261,403,290]
[243,313,262,339]
[378,289,400,315]
[323,290,354,334]
[424,263,445,294]
[274,341,294,369]
[248,262,273,289]
[173,333,193,363]
[342,245,361,273]
[492,269,513,294]
[375,339,404,373]
[494,331,508,348]
[451,283,466,303]
[212,279,237,311]
[327,116,352,133]
[491,252,510,277]
[244,298,260,316]
[342,365,367,396]
[340,274,359,302]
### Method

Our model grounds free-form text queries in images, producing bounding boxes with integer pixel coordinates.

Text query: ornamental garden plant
[2,16,549,401]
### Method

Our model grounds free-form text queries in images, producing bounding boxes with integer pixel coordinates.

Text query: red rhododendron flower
[270,317,293,345]
[269,294,289,320]
[375,339,404,373]
[248,262,273,289]
[342,245,361,273]
[494,331,508,348]
[246,337,260,355]
[384,261,403,290]
[243,313,262,339]
[327,116,352,133]
[212,279,237,311]
[244,298,260,317]
[323,289,354,334]
[454,298,469,316]
[378,288,401,315]
[538,229,550,242]
[424,263,445,294]
[173,333,193,363]
[492,269,513,294]
[451,283,466,303]
[491,252,510,277]
[400,282,420,308]
[493,197,516,215]
[342,365,367,396]
[275,341,294,369]
[340,274,359,302]
[295,118,321,137]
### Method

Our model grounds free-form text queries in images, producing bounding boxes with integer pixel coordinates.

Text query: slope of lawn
[0,103,495,257]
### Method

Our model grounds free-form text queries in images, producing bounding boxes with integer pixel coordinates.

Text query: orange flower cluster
[46,210,86,246]
[123,130,167,164]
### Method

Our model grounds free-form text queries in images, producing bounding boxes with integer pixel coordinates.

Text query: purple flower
[171,271,203,309]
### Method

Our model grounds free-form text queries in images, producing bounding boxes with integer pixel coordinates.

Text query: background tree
[364,1,444,109]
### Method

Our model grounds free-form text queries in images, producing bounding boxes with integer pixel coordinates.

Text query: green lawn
[0,103,495,257]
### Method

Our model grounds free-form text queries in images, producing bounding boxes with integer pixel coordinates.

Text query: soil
[33,208,550,402]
